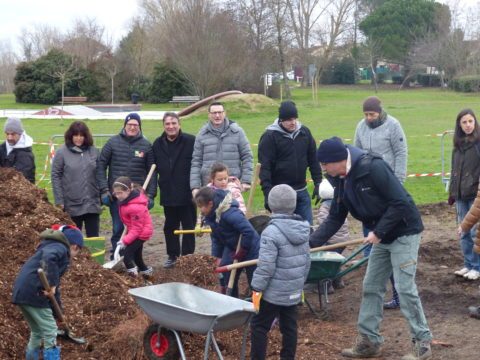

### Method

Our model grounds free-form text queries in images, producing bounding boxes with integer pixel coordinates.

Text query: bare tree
[19,24,62,61]
[0,40,18,93]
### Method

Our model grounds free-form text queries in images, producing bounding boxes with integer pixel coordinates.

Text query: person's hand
[252,291,262,312]
[312,183,321,206]
[232,247,248,262]
[192,188,199,198]
[101,191,113,206]
[43,285,56,298]
[215,257,222,267]
[147,197,154,210]
[364,231,381,245]
[118,241,127,250]
[448,196,455,206]
[457,225,463,237]
[241,183,251,192]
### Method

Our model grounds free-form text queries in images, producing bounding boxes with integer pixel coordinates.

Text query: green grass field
[0,85,475,214]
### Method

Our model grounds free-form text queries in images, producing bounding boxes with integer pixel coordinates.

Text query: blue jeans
[295,188,313,225]
[109,199,124,259]
[456,199,480,271]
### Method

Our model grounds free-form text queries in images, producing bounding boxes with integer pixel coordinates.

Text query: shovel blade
[57,329,87,345]
[102,256,124,270]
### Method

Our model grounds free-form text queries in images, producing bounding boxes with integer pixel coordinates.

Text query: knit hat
[52,224,84,248]
[316,137,348,163]
[363,96,382,113]
[268,184,297,214]
[4,117,24,134]
[124,113,141,129]
[278,101,298,121]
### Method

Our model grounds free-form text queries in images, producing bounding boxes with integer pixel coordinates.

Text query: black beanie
[278,101,298,121]
[316,137,348,163]
[363,96,382,113]
[124,113,142,129]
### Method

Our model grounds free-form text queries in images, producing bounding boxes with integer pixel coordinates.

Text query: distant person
[250,184,311,360]
[152,112,196,269]
[313,137,432,360]
[258,101,322,224]
[0,117,35,183]
[190,102,253,196]
[96,113,156,259]
[207,162,247,214]
[449,109,480,281]
[354,96,407,309]
[51,121,101,237]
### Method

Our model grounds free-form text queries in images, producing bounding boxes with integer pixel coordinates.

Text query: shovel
[37,269,86,345]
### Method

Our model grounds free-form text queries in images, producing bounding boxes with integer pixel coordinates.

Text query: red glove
[232,247,248,262]
[448,196,455,206]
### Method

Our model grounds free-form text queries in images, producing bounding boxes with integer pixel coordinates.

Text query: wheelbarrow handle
[174,228,212,235]
[215,238,365,273]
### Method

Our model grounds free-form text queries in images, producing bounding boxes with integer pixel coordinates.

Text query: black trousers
[163,204,196,258]
[250,299,298,360]
[123,239,148,271]
[71,213,100,237]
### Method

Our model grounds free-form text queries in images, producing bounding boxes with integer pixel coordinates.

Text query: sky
[0,0,140,53]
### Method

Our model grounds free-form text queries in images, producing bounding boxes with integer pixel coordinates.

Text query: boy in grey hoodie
[250,184,311,360]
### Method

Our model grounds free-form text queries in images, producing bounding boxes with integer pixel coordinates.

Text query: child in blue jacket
[195,187,259,297]
[12,225,84,360]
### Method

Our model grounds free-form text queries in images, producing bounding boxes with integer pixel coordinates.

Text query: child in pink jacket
[113,176,154,278]
[207,162,247,214]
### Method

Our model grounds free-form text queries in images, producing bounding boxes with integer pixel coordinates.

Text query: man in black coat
[0,117,35,183]
[153,112,196,268]
[258,101,322,224]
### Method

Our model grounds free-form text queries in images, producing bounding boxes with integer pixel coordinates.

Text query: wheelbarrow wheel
[143,324,180,360]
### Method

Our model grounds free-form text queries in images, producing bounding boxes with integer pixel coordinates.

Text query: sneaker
[341,334,382,358]
[454,267,470,276]
[163,256,177,269]
[468,305,480,319]
[139,266,153,277]
[401,339,432,360]
[464,269,480,280]
[384,299,400,310]
[126,267,138,277]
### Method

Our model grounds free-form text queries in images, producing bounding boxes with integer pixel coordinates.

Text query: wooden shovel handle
[37,269,65,323]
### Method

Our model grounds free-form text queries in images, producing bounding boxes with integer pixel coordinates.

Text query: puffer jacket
[96,130,156,198]
[190,119,253,189]
[119,190,153,245]
[51,145,101,217]
[448,140,480,201]
[251,214,311,306]
[12,229,70,308]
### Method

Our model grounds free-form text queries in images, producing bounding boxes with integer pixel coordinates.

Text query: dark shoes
[341,335,382,358]
[384,298,400,310]
[401,339,432,360]
[469,306,480,319]
[163,256,177,269]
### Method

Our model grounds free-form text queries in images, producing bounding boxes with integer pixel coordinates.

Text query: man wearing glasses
[190,102,253,196]
[97,112,156,259]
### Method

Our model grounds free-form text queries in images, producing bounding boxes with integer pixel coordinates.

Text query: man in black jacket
[153,112,196,268]
[311,137,432,360]
[258,101,322,224]
[96,113,156,258]
[0,117,35,183]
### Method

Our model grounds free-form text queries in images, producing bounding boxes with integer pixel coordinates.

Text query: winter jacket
[0,132,36,183]
[12,229,70,309]
[119,190,153,245]
[354,113,407,183]
[96,130,156,198]
[448,140,480,201]
[51,145,101,217]
[203,189,259,260]
[152,131,195,206]
[190,119,253,189]
[460,186,480,247]
[310,145,423,246]
[251,214,311,306]
[258,119,322,197]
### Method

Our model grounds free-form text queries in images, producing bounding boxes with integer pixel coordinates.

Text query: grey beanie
[268,184,297,214]
[4,117,24,134]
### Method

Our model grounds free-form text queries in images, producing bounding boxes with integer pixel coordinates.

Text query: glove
[252,291,262,312]
[147,197,154,210]
[448,196,455,206]
[117,241,127,250]
[312,183,320,206]
[232,247,248,262]
[241,183,251,192]
[101,191,113,206]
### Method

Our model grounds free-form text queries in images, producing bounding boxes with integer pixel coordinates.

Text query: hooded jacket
[118,190,154,245]
[251,214,311,306]
[0,132,36,183]
[448,140,480,201]
[12,229,70,308]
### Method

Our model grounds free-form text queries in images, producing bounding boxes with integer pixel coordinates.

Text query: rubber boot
[25,348,40,360]
[43,347,61,360]
[341,335,382,358]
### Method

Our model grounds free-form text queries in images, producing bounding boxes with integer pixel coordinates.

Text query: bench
[169,96,201,105]
[61,96,88,104]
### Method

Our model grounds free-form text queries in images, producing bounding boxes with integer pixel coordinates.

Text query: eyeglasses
[126,123,139,127]
[209,111,224,115]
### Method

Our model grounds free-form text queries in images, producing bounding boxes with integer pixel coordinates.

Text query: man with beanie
[12,224,83,360]
[258,100,322,224]
[355,96,407,309]
[311,137,432,360]
[0,117,35,183]
[250,184,311,360]
[96,112,156,259]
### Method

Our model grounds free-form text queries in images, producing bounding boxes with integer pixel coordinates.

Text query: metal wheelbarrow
[128,282,256,360]
[304,244,369,320]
